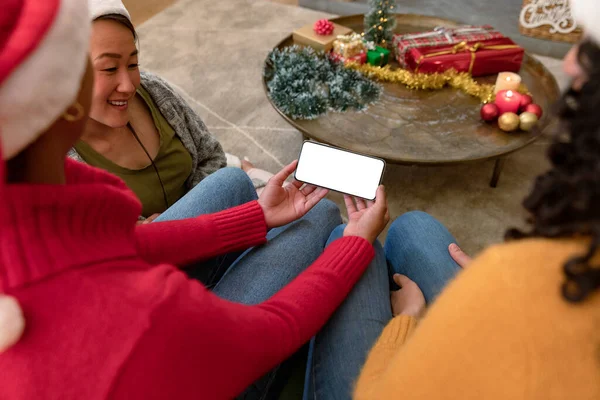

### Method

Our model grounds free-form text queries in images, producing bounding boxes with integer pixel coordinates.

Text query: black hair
[506,39,600,303]
[93,13,137,42]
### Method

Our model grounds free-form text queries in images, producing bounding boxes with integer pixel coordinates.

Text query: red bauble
[523,103,543,119]
[480,103,500,122]
[519,94,533,110]
[313,19,335,36]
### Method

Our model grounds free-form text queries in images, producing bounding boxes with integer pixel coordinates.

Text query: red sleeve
[134,201,267,266]
[111,236,376,399]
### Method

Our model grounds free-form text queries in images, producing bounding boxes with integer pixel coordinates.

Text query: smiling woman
[68,1,230,219]
[89,17,141,128]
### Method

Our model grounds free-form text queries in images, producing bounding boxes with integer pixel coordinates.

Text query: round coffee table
[263,14,560,187]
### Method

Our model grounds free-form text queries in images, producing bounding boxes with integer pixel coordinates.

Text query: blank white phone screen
[295,142,385,200]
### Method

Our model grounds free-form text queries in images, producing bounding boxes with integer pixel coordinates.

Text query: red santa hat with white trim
[0,0,89,352]
[0,0,90,160]
[572,0,600,44]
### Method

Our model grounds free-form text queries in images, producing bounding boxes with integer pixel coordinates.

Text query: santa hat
[572,0,600,45]
[89,0,131,22]
[0,0,90,352]
[0,0,90,160]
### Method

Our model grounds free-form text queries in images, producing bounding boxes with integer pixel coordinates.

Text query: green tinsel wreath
[264,46,382,120]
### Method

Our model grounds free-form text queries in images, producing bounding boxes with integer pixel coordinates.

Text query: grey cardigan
[69,71,226,190]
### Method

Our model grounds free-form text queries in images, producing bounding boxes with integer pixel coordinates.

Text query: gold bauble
[378,26,383,30]
[519,112,539,131]
[498,112,520,132]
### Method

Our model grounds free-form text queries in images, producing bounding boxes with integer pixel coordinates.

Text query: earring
[62,102,85,122]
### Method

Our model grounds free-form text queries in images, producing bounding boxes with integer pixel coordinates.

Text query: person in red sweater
[0,1,390,399]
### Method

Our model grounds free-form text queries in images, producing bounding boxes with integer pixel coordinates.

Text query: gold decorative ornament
[519,111,539,131]
[346,64,530,104]
[498,112,520,132]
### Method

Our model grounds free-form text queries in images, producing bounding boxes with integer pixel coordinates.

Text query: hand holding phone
[343,185,390,243]
[258,160,330,229]
[294,141,386,201]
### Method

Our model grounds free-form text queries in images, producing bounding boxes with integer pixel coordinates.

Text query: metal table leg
[490,157,506,188]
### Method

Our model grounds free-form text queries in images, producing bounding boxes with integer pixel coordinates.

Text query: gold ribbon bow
[415,41,520,74]
[336,32,363,43]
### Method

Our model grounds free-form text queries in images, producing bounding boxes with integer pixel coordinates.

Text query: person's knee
[213,167,256,201]
[392,210,441,234]
[215,167,253,187]
[386,211,440,247]
[308,199,342,229]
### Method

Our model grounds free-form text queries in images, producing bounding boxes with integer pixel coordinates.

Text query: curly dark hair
[506,39,600,303]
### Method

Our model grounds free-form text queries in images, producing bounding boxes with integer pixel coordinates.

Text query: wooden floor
[123,0,297,26]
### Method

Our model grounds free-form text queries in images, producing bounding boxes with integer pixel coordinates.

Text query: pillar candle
[495,90,522,115]
[494,72,522,94]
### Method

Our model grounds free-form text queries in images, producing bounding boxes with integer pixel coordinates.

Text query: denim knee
[212,167,256,202]
[388,211,439,240]
[306,199,342,232]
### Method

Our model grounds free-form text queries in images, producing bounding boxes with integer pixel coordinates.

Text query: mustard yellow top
[355,238,600,400]
[75,87,193,217]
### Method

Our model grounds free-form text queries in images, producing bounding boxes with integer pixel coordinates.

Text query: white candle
[494,72,522,94]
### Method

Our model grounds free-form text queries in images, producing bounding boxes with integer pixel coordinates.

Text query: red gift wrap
[329,51,367,65]
[393,26,524,76]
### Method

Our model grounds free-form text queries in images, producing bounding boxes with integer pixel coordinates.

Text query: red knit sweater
[0,160,374,400]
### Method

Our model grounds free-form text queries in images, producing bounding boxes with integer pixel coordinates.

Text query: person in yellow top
[301,2,600,399]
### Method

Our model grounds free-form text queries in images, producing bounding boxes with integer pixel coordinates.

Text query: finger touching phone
[294,141,385,200]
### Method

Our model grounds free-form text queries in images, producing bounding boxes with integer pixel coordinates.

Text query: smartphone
[294,141,386,200]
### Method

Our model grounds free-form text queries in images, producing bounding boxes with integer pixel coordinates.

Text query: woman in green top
[70,2,270,221]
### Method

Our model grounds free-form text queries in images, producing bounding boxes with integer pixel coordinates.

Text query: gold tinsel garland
[346,63,529,104]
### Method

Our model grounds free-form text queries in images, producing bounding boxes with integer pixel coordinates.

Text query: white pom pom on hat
[0,296,25,353]
[571,0,600,45]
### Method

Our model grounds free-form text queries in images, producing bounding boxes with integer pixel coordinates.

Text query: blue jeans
[303,211,462,400]
[155,167,260,286]
[156,167,342,297]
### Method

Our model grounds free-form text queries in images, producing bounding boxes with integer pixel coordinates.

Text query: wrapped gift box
[393,25,524,76]
[292,22,353,52]
[330,51,367,65]
[367,46,390,66]
[332,33,366,58]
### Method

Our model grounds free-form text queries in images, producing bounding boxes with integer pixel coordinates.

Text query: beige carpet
[136,0,570,255]
[122,0,177,26]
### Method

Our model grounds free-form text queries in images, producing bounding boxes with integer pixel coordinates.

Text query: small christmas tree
[363,0,397,47]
